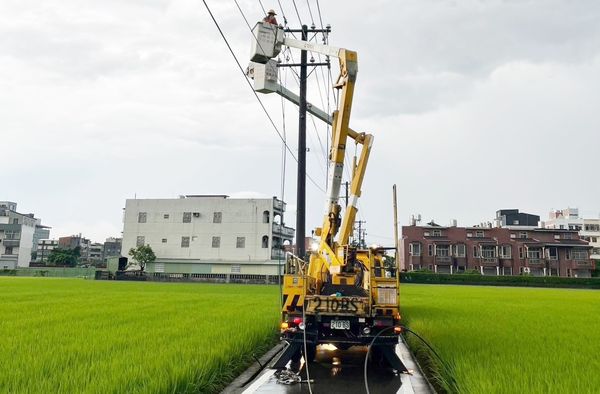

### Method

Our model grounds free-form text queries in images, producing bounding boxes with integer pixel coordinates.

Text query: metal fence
[103,271,282,285]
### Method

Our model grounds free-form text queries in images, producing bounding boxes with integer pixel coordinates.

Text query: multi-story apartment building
[36,239,59,263]
[400,224,594,277]
[493,209,540,229]
[543,208,600,261]
[121,195,294,275]
[58,234,91,261]
[103,237,122,261]
[0,201,37,268]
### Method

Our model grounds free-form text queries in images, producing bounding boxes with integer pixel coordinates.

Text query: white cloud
[2,0,599,243]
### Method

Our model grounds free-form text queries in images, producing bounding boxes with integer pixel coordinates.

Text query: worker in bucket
[263,9,278,25]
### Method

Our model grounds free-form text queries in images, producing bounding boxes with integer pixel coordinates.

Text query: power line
[305,0,315,26]
[202,0,325,193]
[291,0,303,26]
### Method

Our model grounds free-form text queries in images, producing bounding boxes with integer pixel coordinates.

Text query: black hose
[363,325,450,394]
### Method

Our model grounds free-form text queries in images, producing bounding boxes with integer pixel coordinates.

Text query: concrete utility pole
[296,24,308,258]
[278,24,331,259]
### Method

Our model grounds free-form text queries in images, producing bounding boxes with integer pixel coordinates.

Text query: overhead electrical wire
[291,0,303,26]
[202,0,325,193]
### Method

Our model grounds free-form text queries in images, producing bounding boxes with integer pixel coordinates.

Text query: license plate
[330,320,350,330]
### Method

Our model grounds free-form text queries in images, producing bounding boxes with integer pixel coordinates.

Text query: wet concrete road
[242,342,430,394]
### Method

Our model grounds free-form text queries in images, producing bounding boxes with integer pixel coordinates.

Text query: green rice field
[400,284,600,393]
[0,278,279,393]
[2,278,599,393]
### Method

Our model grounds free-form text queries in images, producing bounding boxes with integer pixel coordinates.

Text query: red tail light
[293,317,303,325]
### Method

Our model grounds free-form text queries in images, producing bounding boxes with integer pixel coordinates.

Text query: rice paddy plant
[0,278,280,393]
[400,284,600,394]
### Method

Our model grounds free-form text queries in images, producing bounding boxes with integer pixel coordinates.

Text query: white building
[121,195,294,275]
[543,208,600,260]
[581,219,600,260]
[0,201,36,269]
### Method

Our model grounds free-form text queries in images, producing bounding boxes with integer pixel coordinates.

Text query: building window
[138,212,147,223]
[481,245,496,258]
[213,212,222,223]
[518,232,528,239]
[454,244,465,257]
[231,264,241,273]
[263,210,270,224]
[181,236,190,248]
[573,249,588,260]
[212,236,220,248]
[432,230,442,237]
[519,247,524,259]
[513,220,519,225]
[566,249,572,260]
[183,212,192,223]
[547,247,558,260]
[428,244,434,256]
[592,237,598,243]
[5,247,13,255]
[499,245,512,258]
[161,238,167,243]
[163,214,170,219]
[527,248,542,259]
[475,230,484,238]
[236,237,245,248]
[262,235,269,248]
[409,242,422,256]
[12,218,18,224]
[563,233,573,240]
[436,245,450,257]
[136,236,145,247]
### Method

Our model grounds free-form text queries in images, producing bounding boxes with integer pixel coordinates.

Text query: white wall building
[121,195,294,275]
[0,201,36,269]
[543,208,600,261]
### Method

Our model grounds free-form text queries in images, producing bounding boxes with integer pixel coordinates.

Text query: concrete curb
[221,342,287,394]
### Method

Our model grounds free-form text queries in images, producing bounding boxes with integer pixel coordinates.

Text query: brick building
[400,224,595,277]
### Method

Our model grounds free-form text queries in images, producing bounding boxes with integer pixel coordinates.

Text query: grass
[400,284,600,394]
[0,277,280,393]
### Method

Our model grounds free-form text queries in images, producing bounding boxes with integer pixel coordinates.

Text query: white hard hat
[268,9,277,15]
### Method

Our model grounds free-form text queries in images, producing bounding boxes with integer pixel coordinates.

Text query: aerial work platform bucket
[250,22,284,63]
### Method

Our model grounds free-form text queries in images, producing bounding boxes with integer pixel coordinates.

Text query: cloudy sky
[2,0,599,244]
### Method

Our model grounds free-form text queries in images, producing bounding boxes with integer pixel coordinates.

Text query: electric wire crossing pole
[278,24,331,258]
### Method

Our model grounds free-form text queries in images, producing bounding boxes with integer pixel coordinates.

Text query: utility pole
[355,220,367,248]
[278,24,330,258]
[295,24,308,258]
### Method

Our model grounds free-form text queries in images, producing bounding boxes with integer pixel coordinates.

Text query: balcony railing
[0,254,17,260]
[527,258,543,265]
[272,223,295,238]
[271,248,285,259]
[2,239,20,247]
[481,257,499,265]
[435,256,452,264]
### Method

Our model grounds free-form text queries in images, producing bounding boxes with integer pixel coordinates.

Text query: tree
[128,245,156,272]
[47,247,80,267]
